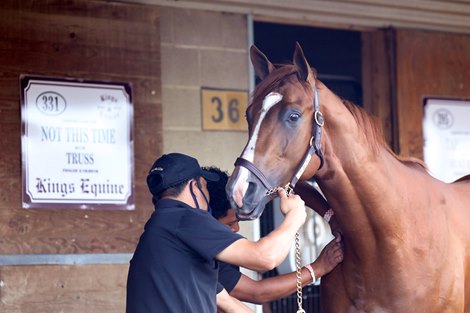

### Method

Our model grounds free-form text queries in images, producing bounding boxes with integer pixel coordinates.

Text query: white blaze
[242,92,283,162]
[232,92,283,205]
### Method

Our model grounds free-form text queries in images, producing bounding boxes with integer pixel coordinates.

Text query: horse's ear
[293,42,313,82]
[250,45,274,80]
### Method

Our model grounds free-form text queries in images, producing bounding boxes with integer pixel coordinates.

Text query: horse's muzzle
[226,172,273,220]
[235,196,271,220]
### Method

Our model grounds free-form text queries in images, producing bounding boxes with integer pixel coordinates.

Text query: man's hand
[312,232,343,278]
[278,189,307,226]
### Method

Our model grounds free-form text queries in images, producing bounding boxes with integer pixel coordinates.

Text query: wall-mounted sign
[201,87,248,131]
[423,98,470,183]
[20,75,134,210]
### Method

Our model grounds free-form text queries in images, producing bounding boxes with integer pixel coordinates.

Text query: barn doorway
[254,21,363,105]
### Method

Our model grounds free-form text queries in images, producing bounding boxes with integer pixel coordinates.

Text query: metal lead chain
[295,231,305,313]
[266,184,303,312]
[266,186,281,196]
[265,183,295,196]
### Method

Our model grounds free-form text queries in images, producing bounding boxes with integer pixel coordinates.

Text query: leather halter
[235,85,324,196]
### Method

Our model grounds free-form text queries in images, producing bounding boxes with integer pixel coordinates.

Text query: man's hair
[152,179,192,204]
[203,167,231,220]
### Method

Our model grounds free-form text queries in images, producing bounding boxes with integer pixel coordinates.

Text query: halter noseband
[235,85,324,196]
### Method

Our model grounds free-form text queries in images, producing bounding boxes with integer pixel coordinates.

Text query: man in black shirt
[126,153,306,313]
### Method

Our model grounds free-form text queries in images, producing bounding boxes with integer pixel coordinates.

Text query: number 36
[211,96,240,123]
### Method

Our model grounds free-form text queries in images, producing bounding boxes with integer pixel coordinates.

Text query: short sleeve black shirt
[126,199,243,313]
[218,261,242,293]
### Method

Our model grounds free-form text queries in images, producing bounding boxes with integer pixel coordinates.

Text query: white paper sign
[21,76,134,209]
[423,98,470,183]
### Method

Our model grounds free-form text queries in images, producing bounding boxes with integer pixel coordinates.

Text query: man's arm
[216,189,306,272]
[229,234,343,304]
[216,288,254,313]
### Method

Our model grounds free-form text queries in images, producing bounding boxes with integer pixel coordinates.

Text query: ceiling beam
[116,0,470,34]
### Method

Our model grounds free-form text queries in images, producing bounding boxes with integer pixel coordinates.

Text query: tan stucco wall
[159,8,258,243]
[160,8,249,171]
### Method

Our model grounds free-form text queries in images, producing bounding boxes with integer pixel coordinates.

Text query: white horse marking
[232,93,283,202]
[242,92,283,162]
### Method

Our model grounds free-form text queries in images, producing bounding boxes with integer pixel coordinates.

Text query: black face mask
[189,179,212,214]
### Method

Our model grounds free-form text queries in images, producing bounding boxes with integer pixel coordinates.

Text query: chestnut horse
[226,43,470,312]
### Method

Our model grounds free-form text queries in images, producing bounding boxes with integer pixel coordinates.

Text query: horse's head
[226,43,325,220]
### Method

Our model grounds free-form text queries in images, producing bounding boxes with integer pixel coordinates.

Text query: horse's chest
[322,266,463,313]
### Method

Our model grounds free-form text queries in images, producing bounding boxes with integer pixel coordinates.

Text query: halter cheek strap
[291,86,324,187]
[235,85,324,196]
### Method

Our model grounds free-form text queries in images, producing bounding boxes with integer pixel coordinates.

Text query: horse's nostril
[244,182,257,204]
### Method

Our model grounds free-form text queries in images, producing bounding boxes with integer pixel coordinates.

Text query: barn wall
[159,7,257,241]
[0,0,161,312]
[0,264,128,312]
[395,29,470,159]
[362,29,395,148]
[160,7,250,172]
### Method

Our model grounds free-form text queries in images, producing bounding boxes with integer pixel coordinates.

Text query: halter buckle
[314,110,324,127]
[284,183,294,195]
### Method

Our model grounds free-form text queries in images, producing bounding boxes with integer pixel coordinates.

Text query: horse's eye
[288,112,301,122]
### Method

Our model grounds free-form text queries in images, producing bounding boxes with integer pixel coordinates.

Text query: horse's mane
[341,99,385,154]
[341,99,426,169]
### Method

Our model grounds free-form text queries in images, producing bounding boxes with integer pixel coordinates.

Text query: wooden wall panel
[0,264,128,313]
[361,29,395,149]
[0,0,161,254]
[395,29,470,159]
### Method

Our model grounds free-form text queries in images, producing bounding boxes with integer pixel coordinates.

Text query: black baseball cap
[147,153,219,196]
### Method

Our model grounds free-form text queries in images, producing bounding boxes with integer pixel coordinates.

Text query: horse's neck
[317,87,408,254]
[317,150,407,262]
